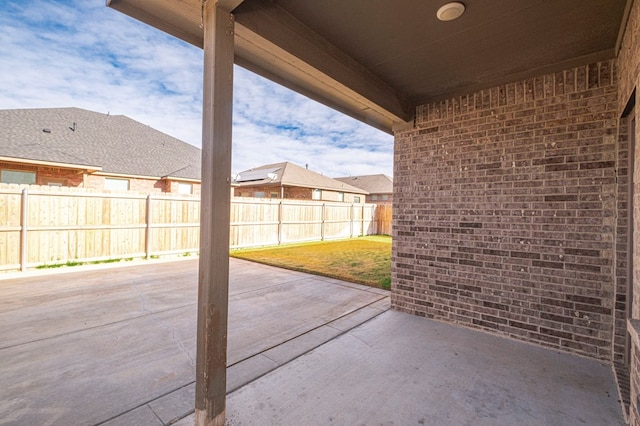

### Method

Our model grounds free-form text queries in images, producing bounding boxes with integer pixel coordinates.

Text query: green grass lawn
[230,236,392,289]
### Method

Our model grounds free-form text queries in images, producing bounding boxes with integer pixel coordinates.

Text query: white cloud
[0,0,394,177]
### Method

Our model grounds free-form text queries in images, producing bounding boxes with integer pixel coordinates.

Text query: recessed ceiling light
[437,2,465,21]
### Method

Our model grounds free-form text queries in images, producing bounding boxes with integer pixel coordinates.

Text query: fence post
[145,195,152,259]
[277,200,283,245]
[350,203,354,238]
[20,188,28,271]
[362,204,366,236]
[321,202,326,241]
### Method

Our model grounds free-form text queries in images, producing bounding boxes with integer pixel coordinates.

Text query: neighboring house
[0,107,201,195]
[233,161,368,203]
[335,174,392,204]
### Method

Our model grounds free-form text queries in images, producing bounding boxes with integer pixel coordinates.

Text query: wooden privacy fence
[0,186,200,272]
[229,198,379,248]
[374,203,392,236]
[0,185,390,272]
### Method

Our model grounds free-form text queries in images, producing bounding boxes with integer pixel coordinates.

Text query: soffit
[107,0,631,133]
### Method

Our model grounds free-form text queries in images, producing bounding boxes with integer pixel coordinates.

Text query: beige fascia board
[108,0,245,33]
[161,176,201,183]
[107,0,203,47]
[234,54,397,135]
[0,156,102,172]
[235,182,367,195]
[94,172,202,182]
[281,183,368,196]
[92,171,163,180]
[233,3,412,130]
[217,0,245,13]
[107,0,411,134]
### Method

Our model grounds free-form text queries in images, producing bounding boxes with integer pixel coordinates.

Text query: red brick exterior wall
[84,174,172,193]
[0,162,201,195]
[0,162,83,186]
[392,60,620,361]
[235,184,284,198]
[235,184,364,202]
[165,180,201,196]
[367,193,392,204]
[618,0,640,422]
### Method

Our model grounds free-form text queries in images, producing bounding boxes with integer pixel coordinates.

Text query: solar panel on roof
[236,167,280,182]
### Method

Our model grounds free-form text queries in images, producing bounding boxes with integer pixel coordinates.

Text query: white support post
[195,2,234,426]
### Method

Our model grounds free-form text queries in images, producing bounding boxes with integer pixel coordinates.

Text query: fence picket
[0,185,392,272]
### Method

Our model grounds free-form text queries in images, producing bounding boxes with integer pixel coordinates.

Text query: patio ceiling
[107,0,631,133]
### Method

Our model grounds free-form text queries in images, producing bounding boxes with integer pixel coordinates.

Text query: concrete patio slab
[1,258,625,425]
[0,258,388,425]
[223,310,625,425]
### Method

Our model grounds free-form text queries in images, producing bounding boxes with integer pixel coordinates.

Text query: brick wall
[617,0,640,422]
[632,342,640,424]
[0,162,83,187]
[234,184,364,202]
[367,194,393,204]
[166,180,201,196]
[235,184,283,198]
[84,174,200,194]
[614,113,632,420]
[0,162,202,195]
[392,60,619,361]
[285,186,314,200]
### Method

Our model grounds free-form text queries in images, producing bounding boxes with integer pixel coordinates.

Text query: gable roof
[0,107,201,180]
[335,174,393,195]
[234,162,367,194]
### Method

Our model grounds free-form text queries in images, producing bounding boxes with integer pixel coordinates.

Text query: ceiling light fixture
[437,2,465,21]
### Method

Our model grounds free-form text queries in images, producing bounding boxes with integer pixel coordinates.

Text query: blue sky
[0,0,394,177]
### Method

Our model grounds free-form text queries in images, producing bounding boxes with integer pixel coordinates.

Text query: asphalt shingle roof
[235,162,368,194]
[0,107,201,180]
[334,174,393,194]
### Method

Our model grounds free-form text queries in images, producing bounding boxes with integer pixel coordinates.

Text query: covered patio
[0,259,623,425]
[104,1,638,425]
[0,258,388,424]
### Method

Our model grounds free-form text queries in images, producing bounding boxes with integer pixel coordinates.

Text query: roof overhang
[0,156,102,172]
[281,183,368,195]
[107,0,410,133]
[92,170,200,182]
[160,176,201,183]
[107,0,632,134]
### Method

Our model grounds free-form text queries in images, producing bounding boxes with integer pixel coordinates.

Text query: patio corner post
[195,1,234,425]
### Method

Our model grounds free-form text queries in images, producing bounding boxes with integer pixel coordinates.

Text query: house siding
[392,60,620,361]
